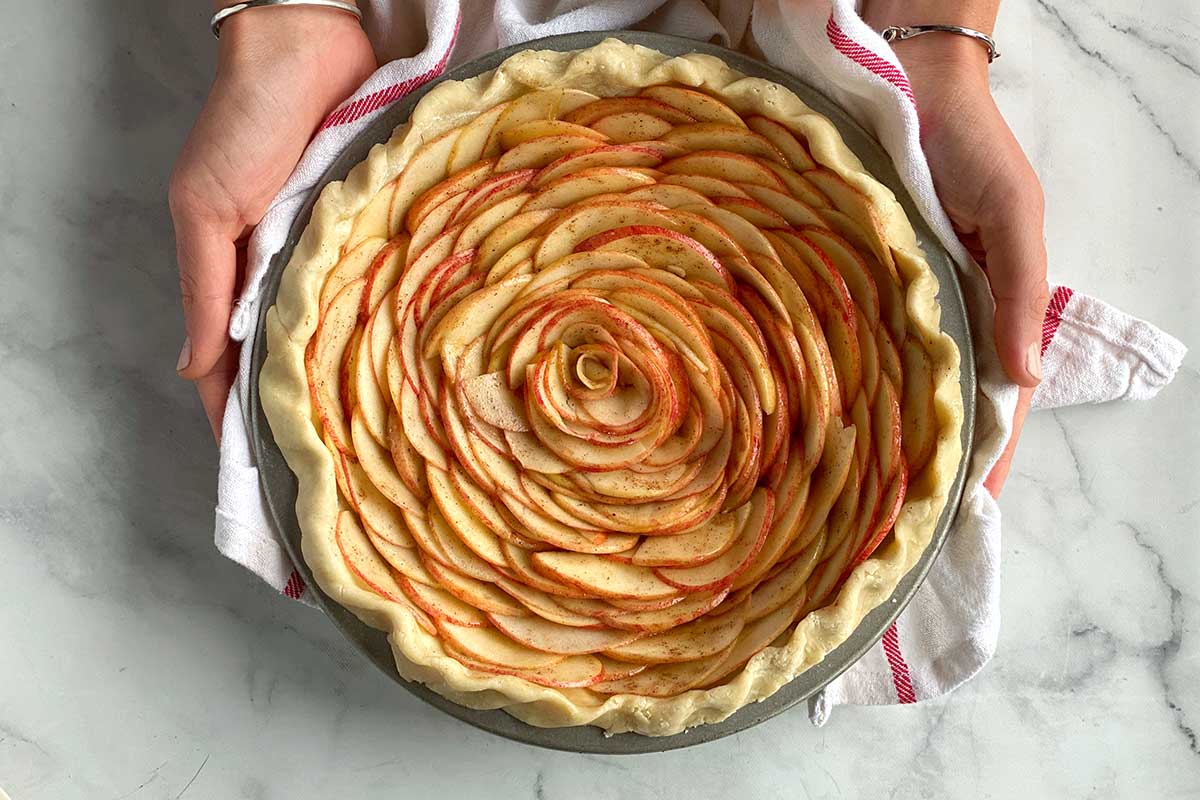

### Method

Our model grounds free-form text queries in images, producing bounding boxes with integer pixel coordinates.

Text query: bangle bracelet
[881,24,1000,63]
[211,0,363,39]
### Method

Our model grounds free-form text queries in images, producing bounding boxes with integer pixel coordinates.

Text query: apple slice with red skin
[702,600,800,685]
[532,199,675,266]
[495,133,609,172]
[590,111,675,143]
[746,534,824,622]
[525,166,657,211]
[436,621,566,669]
[320,237,385,312]
[445,101,507,176]
[425,506,504,582]
[712,195,790,228]
[481,88,599,153]
[659,123,787,163]
[629,511,740,568]
[487,613,641,655]
[639,85,746,127]
[349,410,425,518]
[531,552,682,601]
[307,277,365,454]
[400,574,489,627]
[604,598,747,664]
[427,466,509,568]
[498,119,608,149]
[804,168,896,275]
[450,169,537,227]
[575,225,732,288]
[368,528,438,587]
[660,150,787,190]
[590,641,736,696]
[387,127,461,237]
[874,374,903,482]
[900,337,938,475]
[655,489,773,593]
[424,558,528,616]
[499,543,593,601]
[800,227,881,329]
[532,144,665,188]
[405,158,495,235]
[848,458,908,571]
[783,422,858,560]
[600,588,729,634]
[563,96,696,126]
[595,657,647,681]
[761,161,829,208]
[445,644,605,688]
[738,184,825,228]
[335,510,406,602]
[494,574,604,625]
[744,115,816,171]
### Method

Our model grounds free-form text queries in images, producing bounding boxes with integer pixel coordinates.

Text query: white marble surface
[1,1,1197,797]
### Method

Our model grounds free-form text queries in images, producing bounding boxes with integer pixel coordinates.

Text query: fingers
[980,179,1050,387]
[169,185,239,382]
[197,343,242,442]
[984,385,1034,497]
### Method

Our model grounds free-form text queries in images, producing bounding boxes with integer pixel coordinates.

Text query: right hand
[169,6,376,438]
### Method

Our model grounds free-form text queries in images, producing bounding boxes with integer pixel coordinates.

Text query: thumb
[170,202,238,381]
[980,186,1050,387]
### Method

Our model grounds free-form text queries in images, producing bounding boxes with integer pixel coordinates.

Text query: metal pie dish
[249,31,977,754]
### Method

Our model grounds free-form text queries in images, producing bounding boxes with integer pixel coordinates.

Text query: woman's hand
[861,8,1050,495]
[169,6,375,438]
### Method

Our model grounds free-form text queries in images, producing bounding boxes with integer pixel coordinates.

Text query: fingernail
[176,337,192,372]
[1024,341,1042,382]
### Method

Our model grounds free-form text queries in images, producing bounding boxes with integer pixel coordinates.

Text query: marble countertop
[1,0,1196,797]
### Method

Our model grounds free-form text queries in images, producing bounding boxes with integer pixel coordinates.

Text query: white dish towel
[213,0,1186,724]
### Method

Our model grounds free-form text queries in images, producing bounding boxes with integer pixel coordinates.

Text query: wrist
[215,2,366,68]
[863,0,997,81]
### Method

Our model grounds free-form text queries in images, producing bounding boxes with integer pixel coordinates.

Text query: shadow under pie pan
[249,31,977,753]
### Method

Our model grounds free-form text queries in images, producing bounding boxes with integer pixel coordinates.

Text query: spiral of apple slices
[308,84,940,695]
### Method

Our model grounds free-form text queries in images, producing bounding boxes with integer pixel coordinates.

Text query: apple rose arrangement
[301,83,944,698]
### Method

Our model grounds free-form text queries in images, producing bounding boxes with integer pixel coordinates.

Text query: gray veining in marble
[0,0,1197,797]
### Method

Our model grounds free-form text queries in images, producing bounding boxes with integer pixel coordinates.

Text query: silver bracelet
[211,0,363,39]
[881,24,1000,63]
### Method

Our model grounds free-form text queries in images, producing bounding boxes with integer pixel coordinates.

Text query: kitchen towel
[212,0,1186,723]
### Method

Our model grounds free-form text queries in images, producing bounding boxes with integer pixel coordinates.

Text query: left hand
[859,24,1050,496]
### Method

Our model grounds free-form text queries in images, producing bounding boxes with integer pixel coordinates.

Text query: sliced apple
[640,85,745,127]
[604,598,747,664]
[335,510,404,602]
[482,88,600,153]
[563,96,696,126]
[387,127,460,236]
[660,122,786,163]
[590,111,675,142]
[487,613,639,655]
[900,338,937,474]
[660,150,786,189]
[531,552,680,601]
[525,166,656,211]
[590,642,736,696]
[600,588,729,634]
[532,144,665,188]
[320,237,385,312]
[424,558,527,616]
[495,133,608,172]
[350,409,425,518]
[400,575,488,627]
[445,644,604,688]
[436,621,565,669]
[745,115,816,171]
[630,511,738,567]
[702,601,799,684]
[499,119,608,149]
[655,488,773,592]
[405,158,495,235]
[445,101,507,175]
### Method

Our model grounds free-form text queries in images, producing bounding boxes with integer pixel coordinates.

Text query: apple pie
[261,39,963,736]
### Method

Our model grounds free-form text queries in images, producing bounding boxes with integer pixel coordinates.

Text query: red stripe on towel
[882,622,917,703]
[826,15,916,106]
[318,13,461,131]
[282,569,306,599]
[1041,285,1075,355]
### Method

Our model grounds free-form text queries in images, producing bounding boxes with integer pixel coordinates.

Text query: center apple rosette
[273,52,958,717]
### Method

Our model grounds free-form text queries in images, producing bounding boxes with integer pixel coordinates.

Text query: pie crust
[260,39,963,736]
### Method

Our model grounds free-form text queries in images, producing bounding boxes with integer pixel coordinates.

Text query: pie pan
[248,30,977,754]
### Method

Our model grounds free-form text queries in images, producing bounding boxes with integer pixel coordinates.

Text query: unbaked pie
[261,39,963,736]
